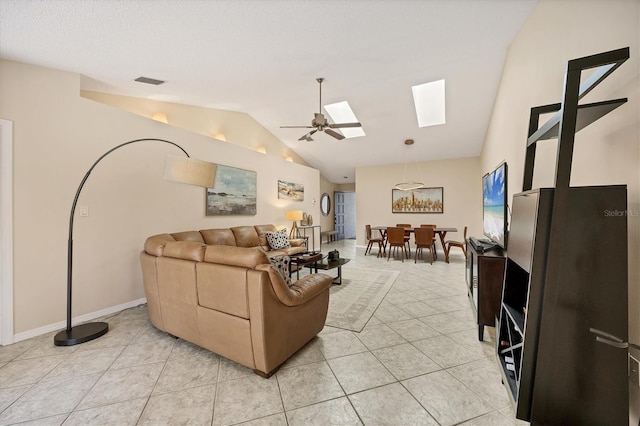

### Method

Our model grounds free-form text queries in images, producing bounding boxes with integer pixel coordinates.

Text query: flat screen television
[482,162,508,248]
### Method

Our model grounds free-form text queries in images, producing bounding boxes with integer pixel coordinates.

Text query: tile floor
[0,239,527,425]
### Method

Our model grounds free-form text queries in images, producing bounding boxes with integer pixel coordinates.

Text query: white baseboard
[12,297,148,344]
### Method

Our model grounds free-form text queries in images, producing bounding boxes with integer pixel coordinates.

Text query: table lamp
[286,210,303,239]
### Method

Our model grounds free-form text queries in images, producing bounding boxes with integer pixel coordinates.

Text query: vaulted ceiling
[0,0,537,183]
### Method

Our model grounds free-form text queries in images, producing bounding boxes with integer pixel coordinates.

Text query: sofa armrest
[255,264,332,307]
[289,238,306,248]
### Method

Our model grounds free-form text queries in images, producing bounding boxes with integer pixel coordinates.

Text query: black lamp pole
[54,138,190,346]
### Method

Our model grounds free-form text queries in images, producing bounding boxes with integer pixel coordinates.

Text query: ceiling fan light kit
[281,78,362,141]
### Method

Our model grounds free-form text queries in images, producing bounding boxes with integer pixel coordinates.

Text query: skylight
[324,101,366,138]
[412,79,446,128]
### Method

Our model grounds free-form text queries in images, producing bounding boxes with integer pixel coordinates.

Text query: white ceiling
[0,0,537,183]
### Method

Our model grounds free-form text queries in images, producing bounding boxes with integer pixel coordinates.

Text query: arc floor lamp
[53,138,217,346]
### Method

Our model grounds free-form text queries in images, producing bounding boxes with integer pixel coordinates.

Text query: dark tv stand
[466,240,505,341]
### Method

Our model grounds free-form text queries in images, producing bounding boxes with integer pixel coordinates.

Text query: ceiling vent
[134,76,165,85]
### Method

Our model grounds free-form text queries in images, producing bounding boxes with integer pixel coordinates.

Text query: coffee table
[305,257,350,285]
[289,252,323,280]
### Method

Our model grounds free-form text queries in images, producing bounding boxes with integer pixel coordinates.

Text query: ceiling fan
[280,78,362,141]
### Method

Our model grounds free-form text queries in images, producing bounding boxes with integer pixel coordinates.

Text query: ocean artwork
[392,187,443,213]
[482,164,506,243]
[206,165,257,216]
[278,180,304,201]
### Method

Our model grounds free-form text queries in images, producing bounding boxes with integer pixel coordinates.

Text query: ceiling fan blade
[298,129,318,141]
[329,122,362,129]
[325,128,345,140]
[281,125,314,129]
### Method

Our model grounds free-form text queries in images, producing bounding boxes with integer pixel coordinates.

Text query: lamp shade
[286,210,303,221]
[164,155,217,188]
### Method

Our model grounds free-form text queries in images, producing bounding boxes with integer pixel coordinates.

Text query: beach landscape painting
[206,165,257,216]
[278,180,304,201]
[482,162,507,246]
[392,187,443,213]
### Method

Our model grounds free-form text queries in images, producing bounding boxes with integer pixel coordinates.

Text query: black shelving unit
[497,47,630,424]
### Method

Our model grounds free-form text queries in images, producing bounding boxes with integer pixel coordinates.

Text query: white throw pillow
[266,229,291,250]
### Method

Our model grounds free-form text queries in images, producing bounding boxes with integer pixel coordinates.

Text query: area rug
[325,267,400,332]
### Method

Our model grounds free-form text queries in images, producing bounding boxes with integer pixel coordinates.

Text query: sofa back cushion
[163,241,206,262]
[230,226,260,248]
[254,224,276,251]
[171,231,205,243]
[204,245,269,268]
[144,234,176,256]
[200,228,237,246]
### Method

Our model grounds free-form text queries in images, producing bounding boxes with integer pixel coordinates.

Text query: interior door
[334,192,345,240]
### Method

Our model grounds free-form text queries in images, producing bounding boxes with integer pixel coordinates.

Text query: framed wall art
[206,165,257,216]
[278,180,304,201]
[392,187,443,213]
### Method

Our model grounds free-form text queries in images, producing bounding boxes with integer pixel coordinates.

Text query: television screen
[482,162,508,248]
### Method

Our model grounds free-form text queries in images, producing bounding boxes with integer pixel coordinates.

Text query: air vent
[134,76,165,85]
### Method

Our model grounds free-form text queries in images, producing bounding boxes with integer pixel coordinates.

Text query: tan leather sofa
[167,224,307,257]
[140,226,332,377]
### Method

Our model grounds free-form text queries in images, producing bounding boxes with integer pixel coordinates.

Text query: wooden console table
[466,240,506,341]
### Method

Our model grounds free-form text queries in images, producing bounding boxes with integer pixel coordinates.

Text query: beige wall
[481,0,640,336]
[0,60,320,336]
[355,157,482,247]
[319,175,337,233]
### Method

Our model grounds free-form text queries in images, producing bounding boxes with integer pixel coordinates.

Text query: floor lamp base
[54,322,109,346]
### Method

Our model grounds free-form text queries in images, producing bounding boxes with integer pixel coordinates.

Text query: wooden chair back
[387,227,406,245]
[414,227,434,246]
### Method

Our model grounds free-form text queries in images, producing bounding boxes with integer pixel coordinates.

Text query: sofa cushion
[254,224,277,251]
[171,231,205,243]
[200,228,236,246]
[269,255,292,286]
[204,245,269,268]
[144,234,176,256]
[163,241,206,262]
[231,226,260,248]
[266,229,291,250]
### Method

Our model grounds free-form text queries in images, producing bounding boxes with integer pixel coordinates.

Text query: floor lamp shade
[54,138,217,346]
[164,155,217,188]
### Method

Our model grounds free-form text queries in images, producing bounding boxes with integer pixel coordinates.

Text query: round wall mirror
[320,193,331,216]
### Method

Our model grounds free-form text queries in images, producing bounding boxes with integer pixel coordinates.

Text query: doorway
[0,119,14,345]
[334,191,356,240]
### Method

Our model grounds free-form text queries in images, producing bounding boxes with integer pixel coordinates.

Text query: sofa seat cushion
[268,246,307,258]
[265,229,291,250]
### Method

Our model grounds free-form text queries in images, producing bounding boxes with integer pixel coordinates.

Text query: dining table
[371,226,458,263]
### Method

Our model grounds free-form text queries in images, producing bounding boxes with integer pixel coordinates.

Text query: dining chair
[419,224,438,259]
[386,227,408,262]
[445,226,467,262]
[365,224,384,257]
[414,226,435,264]
[396,223,412,255]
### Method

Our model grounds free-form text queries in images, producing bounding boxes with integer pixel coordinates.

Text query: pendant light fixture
[395,139,424,191]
